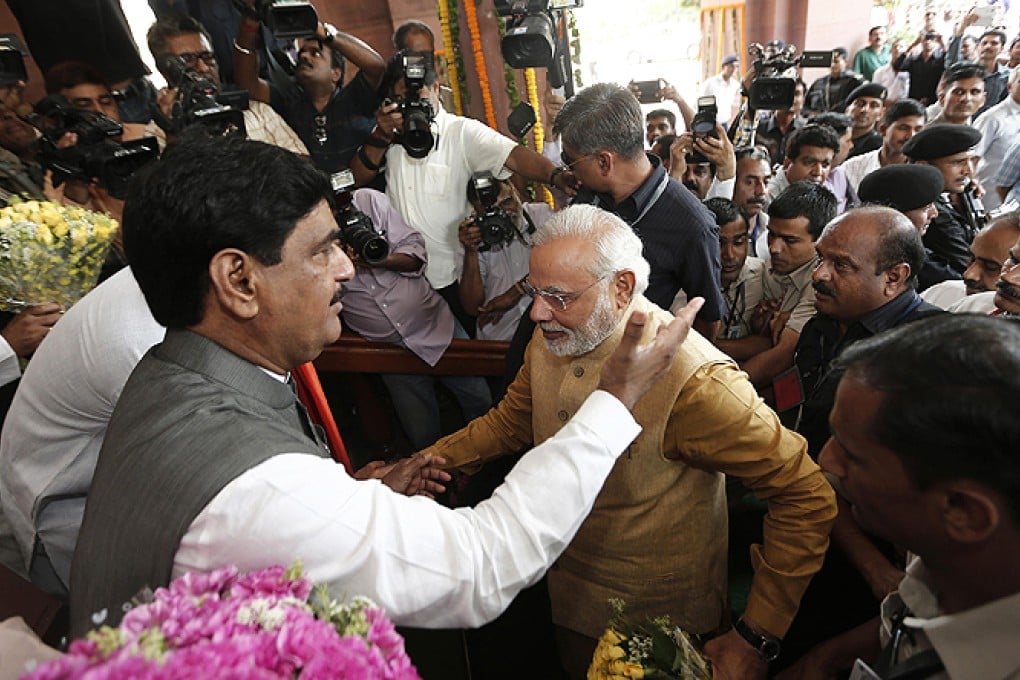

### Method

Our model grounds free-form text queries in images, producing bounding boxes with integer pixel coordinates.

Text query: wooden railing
[314,334,510,377]
[312,333,511,455]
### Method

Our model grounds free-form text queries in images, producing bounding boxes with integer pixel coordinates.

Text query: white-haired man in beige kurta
[421,203,837,680]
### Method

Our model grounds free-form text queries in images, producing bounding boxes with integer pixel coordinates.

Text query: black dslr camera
[470,172,516,251]
[688,95,718,164]
[154,55,248,139]
[330,170,389,264]
[395,54,435,159]
[30,96,159,200]
[746,42,831,110]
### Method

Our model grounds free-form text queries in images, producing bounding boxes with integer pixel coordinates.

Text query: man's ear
[597,150,613,175]
[939,480,1002,544]
[207,248,260,320]
[613,270,636,307]
[883,262,911,294]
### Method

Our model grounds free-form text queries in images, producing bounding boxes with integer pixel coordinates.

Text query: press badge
[772,366,805,412]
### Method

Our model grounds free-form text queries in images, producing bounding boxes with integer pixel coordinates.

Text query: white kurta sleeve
[175,389,640,628]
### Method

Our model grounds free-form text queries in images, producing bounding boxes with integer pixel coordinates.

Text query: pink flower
[27,564,421,680]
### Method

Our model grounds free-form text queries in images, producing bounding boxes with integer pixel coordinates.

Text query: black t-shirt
[269,73,381,173]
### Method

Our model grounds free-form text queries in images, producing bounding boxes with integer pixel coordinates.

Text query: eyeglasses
[560,149,597,168]
[520,273,610,311]
[173,51,217,69]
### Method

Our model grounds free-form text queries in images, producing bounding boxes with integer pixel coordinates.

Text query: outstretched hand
[597,298,704,409]
[356,454,452,498]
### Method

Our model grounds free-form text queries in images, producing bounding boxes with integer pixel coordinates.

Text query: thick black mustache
[996,279,1020,301]
[813,281,836,297]
[964,278,987,293]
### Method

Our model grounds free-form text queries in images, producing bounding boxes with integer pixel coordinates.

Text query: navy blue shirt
[269,72,380,173]
[793,290,943,455]
[574,155,725,321]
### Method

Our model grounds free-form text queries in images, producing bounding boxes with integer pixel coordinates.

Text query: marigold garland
[524,67,555,208]
[463,0,497,129]
[436,0,464,115]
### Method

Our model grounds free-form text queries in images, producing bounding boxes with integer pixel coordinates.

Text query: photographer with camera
[144,16,306,154]
[337,182,492,450]
[232,1,384,173]
[456,173,552,342]
[805,48,864,114]
[754,79,807,166]
[351,50,576,335]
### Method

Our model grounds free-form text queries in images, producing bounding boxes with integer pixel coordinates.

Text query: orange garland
[463,0,497,129]
[436,2,464,115]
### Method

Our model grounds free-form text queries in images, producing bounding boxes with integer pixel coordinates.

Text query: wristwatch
[734,618,781,662]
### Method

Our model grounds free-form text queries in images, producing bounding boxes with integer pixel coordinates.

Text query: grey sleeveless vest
[69,329,329,636]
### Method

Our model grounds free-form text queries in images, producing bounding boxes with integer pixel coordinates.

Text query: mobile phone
[972,5,995,26]
[633,79,664,104]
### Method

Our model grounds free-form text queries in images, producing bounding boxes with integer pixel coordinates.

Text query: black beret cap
[845,82,887,108]
[901,124,982,161]
[858,165,945,211]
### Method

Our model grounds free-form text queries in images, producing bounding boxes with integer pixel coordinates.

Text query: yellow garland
[524,67,554,208]
[436,2,464,115]
[463,0,497,129]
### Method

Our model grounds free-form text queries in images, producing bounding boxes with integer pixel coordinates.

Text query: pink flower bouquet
[24,563,420,679]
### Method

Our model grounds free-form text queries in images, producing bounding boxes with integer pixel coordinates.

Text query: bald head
[812,207,925,323]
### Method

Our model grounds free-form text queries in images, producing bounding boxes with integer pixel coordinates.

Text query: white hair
[533,204,650,295]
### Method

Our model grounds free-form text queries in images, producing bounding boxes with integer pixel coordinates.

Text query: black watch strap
[734,618,781,662]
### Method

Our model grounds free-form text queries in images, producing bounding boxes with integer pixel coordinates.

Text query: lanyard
[723,280,747,338]
[629,172,670,230]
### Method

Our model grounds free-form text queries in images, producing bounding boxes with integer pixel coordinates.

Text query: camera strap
[520,208,537,236]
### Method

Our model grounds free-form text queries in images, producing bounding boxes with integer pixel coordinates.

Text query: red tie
[291,362,352,473]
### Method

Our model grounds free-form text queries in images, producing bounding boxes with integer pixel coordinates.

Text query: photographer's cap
[845,83,887,108]
[902,124,982,161]
[722,54,739,66]
[833,47,849,59]
[858,165,944,211]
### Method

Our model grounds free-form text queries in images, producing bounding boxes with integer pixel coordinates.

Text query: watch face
[760,638,782,662]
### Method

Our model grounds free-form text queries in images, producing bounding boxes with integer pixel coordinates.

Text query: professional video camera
[470,172,516,250]
[493,0,582,68]
[154,55,248,138]
[0,34,28,86]
[330,170,389,264]
[395,53,435,159]
[745,42,831,111]
[29,96,159,200]
[233,0,319,40]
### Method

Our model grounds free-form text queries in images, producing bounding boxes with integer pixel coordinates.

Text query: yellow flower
[35,224,53,245]
[70,227,88,250]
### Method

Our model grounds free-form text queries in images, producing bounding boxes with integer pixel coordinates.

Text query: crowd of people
[0,2,1018,679]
